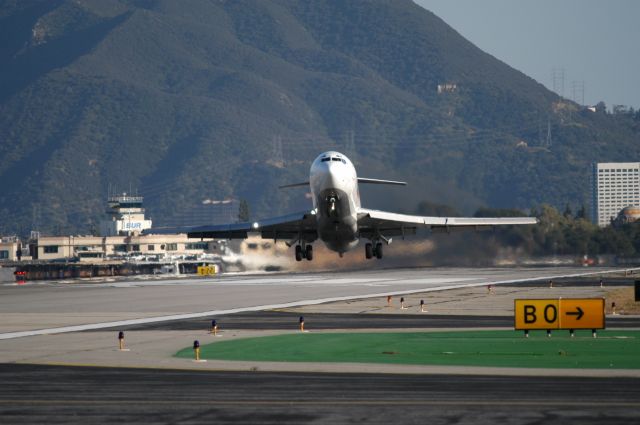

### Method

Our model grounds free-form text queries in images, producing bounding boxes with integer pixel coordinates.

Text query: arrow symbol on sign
[566,307,584,320]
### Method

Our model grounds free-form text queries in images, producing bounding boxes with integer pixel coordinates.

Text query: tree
[595,101,607,114]
[575,204,587,220]
[563,203,573,218]
[238,200,250,223]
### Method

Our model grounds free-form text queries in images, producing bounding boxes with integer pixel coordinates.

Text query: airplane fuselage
[309,152,361,254]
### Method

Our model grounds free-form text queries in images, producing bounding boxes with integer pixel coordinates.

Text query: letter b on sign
[524,305,536,323]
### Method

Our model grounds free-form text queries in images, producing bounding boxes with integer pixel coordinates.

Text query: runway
[116,311,640,331]
[1,266,638,424]
[1,364,638,424]
[0,266,635,339]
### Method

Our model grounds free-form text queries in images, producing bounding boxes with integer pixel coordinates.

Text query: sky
[415,0,640,110]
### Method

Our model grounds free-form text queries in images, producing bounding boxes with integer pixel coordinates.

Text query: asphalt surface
[1,269,638,424]
[2,265,635,338]
[1,364,638,424]
[113,310,640,331]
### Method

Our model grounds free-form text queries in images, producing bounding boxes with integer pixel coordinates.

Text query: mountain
[0,0,638,235]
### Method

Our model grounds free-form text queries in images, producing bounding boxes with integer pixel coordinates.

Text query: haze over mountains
[1,0,638,235]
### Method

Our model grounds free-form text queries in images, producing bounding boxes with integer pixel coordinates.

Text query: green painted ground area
[176,330,640,369]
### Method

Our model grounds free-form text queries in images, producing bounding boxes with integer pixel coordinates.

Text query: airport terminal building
[591,162,640,226]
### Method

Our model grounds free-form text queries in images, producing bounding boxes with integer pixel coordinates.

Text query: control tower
[100,193,152,236]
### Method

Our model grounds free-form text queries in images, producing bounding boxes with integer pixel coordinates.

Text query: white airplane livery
[183,151,537,261]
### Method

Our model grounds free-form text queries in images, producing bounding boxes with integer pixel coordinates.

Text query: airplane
[173,151,537,261]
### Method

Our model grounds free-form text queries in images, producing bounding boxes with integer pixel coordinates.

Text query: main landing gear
[295,244,313,262]
[365,242,383,260]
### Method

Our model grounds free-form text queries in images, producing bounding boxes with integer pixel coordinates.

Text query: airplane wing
[150,210,319,242]
[357,208,537,239]
[357,178,407,186]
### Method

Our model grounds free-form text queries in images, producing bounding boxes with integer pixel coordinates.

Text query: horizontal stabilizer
[357,178,407,186]
[279,181,309,189]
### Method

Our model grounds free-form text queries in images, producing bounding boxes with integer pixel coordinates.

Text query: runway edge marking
[0,267,637,340]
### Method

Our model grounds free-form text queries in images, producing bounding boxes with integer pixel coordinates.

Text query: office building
[592,162,640,226]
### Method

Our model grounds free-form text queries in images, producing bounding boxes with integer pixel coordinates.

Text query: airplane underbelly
[316,188,358,253]
[318,221,359,253]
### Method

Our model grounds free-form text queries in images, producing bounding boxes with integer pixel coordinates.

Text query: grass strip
[176,330,640,369]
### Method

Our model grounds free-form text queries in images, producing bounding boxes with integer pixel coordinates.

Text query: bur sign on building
[99,194,153,236]
[592,162,640,227]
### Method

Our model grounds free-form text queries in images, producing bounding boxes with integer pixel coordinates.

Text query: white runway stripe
[1,267,635,341]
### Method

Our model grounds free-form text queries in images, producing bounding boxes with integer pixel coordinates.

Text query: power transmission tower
[551,68,565,98]
[545,118,552,148]
[571,81,585,105]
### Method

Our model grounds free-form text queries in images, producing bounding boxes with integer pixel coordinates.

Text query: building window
[0,250,8,259]
[148,245,155,251]
[79,252,102,259]
[166,243,177,251]
[43,246,59,254]
[185,242,208,250]
[114,245,127,253]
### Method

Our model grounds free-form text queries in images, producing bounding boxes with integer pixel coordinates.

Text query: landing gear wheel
[305,245,313,261]
[375,242,383,259]
[295,245,303,262]
[365,243,373,259]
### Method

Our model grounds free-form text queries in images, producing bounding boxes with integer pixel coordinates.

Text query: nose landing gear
[327,195,338,217]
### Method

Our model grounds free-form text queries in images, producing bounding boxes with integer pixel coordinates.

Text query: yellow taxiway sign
[514,298,605,330]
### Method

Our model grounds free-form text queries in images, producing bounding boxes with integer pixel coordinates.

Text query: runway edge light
[193,340,203,362]
[117,331,130,351]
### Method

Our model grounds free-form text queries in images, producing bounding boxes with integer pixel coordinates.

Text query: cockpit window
[321,157,330,162]
[331,158,341,161]
[341,159,346,164]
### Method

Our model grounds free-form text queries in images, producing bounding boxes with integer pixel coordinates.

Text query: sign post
[514,298,605,337]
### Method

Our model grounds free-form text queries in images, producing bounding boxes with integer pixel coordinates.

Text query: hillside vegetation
[0,0,638,235]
